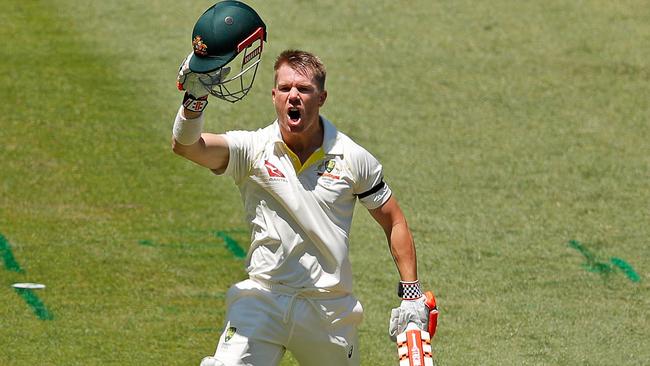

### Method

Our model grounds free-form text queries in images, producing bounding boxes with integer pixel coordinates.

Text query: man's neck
[282,117,324,164]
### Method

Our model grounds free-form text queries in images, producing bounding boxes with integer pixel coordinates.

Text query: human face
[272,64,327,138]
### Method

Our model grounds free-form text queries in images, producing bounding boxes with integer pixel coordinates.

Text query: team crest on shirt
[317,159,341,180]
[326,160,336,173]
[224,326,237,343]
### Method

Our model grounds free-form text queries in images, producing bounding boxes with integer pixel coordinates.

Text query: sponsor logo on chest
[263,160,287,181]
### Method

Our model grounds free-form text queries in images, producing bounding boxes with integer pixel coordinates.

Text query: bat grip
[406,322,423,331]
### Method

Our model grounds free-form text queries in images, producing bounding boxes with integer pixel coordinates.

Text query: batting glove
[177,52,231,99]
[388,281,430,341]
[199,356,225,366]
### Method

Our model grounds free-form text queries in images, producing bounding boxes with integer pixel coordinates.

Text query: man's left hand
[388,296,429,341]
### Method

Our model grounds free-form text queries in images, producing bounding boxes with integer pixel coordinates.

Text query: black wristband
[182,92,208,112]
[397,280,423,300]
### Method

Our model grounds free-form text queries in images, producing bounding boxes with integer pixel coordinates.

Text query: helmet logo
[224,16,234,25]
[192,35,208,56]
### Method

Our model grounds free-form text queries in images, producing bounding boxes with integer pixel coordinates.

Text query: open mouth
[288,108,301,122]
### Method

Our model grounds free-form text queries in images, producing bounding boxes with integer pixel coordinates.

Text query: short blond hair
[274,49,326,90]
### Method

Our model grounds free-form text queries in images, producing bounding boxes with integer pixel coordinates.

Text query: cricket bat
[396,291,438,366]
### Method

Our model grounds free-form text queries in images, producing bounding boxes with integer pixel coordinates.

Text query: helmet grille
[202,27,265,103]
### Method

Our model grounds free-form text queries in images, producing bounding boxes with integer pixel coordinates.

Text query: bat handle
[406,322,424,331]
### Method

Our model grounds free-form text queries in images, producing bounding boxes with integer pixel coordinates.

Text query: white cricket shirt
[223,116,391,294]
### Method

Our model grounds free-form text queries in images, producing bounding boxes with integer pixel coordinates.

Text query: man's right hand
[177,52,231,99]
[177,52,208,99]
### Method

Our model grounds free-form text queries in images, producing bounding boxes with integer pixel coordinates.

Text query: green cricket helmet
[189,1,267,102]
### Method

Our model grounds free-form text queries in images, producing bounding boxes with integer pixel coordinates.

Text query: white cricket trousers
[211,278,363,366]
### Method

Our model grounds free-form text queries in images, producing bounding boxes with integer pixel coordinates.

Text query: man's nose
[289,87,300,100]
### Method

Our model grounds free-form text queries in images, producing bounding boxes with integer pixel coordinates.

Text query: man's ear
[319,90,328,107]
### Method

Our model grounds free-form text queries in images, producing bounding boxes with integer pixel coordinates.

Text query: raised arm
[171,107,230,174]
[171,53,230,174]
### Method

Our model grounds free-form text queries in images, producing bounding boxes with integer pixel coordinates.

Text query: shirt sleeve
[351,146,392,210]
[222,130,258,184]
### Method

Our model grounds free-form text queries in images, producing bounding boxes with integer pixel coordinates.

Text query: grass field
[1,0,649,365]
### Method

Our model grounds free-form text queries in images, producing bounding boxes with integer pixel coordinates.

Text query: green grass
[1,0,649,365]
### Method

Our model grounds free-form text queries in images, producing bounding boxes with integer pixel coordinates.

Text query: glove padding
[388,296,429,341]
[199,356,224,366]
[177,52,231,99]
